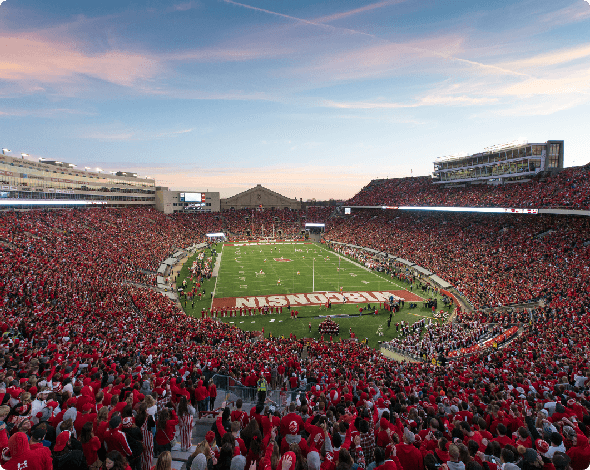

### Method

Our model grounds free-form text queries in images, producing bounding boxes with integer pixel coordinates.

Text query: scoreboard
[180,192,206,203]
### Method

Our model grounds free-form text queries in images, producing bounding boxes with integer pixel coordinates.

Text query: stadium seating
[1,204,589,470]
[347,163,590,209]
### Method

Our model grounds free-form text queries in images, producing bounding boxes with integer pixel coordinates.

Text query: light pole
[21,153,29,160]
[1,149,10,155]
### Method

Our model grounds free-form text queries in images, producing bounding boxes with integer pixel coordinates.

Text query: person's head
[145,395,156,408]
[80,421,94,444]
[497,423,507,436]
[155,451,172,470]
[31,425,47,443]
[231,420,240,435]
[105,450,128,470]
[551,432,563,447]
[500,447,514,464]
[448,444,460,462]
[97,406,108,422]
[236,399,242,410]
[552,452,572,470]
[219,443,234,465]
[517,426,530,440]
[157,408,170,429]
[308,451,321,470]
[222,431,236,448]
[338,447,353,470]
[230,454,247,470]
[467,439,479,456]
[373,446,386,464]
[0,405,10,421]
[423,453,438,470]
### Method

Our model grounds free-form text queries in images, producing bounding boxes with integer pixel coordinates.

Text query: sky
[1,0,590,200]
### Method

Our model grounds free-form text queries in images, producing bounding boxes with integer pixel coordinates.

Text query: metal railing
[210,373,309,412]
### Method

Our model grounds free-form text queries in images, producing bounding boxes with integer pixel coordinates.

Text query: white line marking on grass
[317,244,425,300]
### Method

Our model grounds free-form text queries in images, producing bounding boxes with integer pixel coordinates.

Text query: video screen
[180,192,205,202]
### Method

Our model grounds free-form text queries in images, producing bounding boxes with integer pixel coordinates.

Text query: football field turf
[177,241,453,349]
[214,241,417,300]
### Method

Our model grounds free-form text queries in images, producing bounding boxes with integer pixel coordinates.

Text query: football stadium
[2,1,590,470]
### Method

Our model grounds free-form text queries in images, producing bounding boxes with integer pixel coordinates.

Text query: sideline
[319,243,424,298]
[210,243,223,309]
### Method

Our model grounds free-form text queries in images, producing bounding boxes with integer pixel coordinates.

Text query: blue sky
[1,0,590,200]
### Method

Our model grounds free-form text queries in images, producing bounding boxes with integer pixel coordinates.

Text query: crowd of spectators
[346,164,590,210]
[222,209,303,239]
[0,206,589,470]
[221,206,335,240]
[325,211,590,310]
[385,321,497,360]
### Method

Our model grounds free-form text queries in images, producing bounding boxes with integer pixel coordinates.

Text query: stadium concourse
[0,174,590,470]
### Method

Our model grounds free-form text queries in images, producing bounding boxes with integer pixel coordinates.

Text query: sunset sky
[1,0,590,200]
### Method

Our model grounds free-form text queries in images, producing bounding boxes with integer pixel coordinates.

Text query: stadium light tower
[21,153,29,160]
[84,167,91,171]
[1,148,10,155]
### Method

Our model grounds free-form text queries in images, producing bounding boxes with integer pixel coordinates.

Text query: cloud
[312,0,405,23]
[0,0,6,6]
[0,108,96,118]
[154,128,193,138]
[321,94,497,109]
[497,43,590,69]
[83,131,136,141]
[82,127,195,141]
[534,2,590,28]
[0,36,160,87]
[492,96,588,116]
[167,46,292,62]
[171,1,199,11]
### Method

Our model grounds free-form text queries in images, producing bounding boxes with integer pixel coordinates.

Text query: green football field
[176,242,453,349]
[215,242,408,298]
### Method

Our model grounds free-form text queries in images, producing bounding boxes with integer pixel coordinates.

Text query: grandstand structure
[433,139,564,185]
[0,152,156,209]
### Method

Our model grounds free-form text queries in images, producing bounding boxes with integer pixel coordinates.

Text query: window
[548,143,560,168]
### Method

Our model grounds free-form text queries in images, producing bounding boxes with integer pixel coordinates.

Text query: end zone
[212,289,424,309]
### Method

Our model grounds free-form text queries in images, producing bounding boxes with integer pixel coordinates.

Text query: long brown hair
[178,396,189,418]
[157,408,170,430]
[155,451,172,470]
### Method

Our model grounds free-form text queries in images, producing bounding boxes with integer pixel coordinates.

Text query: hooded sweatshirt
[395,442,424,470]
[2,432,53,470]
[567,434,590,470]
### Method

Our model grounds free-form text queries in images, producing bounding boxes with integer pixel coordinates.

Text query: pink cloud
[0,36,160,86]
